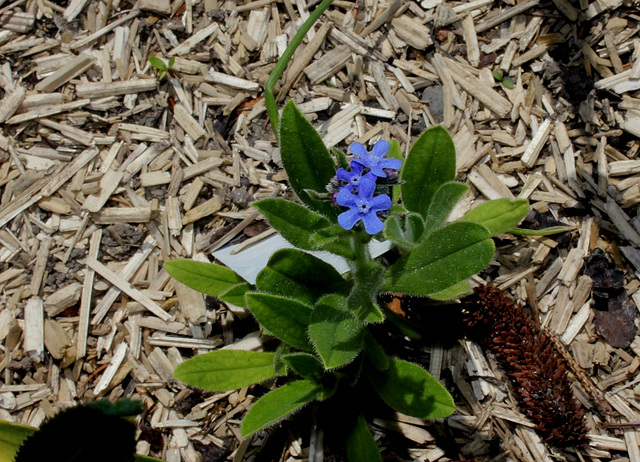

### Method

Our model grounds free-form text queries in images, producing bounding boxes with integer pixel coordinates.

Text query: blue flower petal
[349,142,369,160]
[338,208,360,230]
[361,211,384,234]
[371,140,390,157]
[370,194,392,211]
[357,177,376,198]
[336,167,351,182]
[336,188,357,207]
[380,158,402,170]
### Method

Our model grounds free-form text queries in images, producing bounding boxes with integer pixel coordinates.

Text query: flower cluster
[330,140,402,235]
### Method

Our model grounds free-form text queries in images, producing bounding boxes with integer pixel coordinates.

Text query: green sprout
[149,55,175,80]
[492,69,514,89]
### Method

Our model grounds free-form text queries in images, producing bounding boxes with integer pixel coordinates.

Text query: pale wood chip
[87,257,171,321]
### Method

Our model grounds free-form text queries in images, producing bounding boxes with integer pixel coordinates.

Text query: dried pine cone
[464,284,587,447]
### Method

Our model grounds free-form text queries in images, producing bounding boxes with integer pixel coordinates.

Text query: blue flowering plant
[165,96,532,460]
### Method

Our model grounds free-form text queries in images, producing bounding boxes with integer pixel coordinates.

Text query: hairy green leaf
[508,225,576,236]
[253,198,331,250]
[346,414,382,462]
[281,353,325,379]
[164,260,251,307]
[256,249,348,305]
[401,126,456,217]
[384,213,428,249]
[384,222,494,295]
[424,181,469,234]
[427,279,472,301]
[174,350,277,391]
[246,293,313,351]
[368,359,455,419]
[383,215,414,248]
[241,380,322,437]
[461,198,529,236]
[309,295,363,369]
[280,100,336,216]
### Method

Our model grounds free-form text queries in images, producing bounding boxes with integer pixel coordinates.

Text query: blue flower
[336,161,376,192]
[350,140,403,178]
[336,177,391,234]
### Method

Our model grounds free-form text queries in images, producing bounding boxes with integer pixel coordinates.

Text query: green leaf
[167,56,175,69]
[280,100,336,216]
[332,147,349,169]
[401,126,456,218]
[383,215,413,248]
[384,222,495,296]
[165,260,251,307]
[281,353,325,379]
[405,213,426,243]
[309,225,355,259]
[174,350,277,391]
[346,414,382,462]
[502,78,514,89]
[246,293,313,351]
[0,421,34,462]
[241,379,322,437]
[256,249,349,305]
[461,198,529,236]
[309,295,363,370]
[148,56,166,71]
[508,225,576,236]
[424,181,469,234]
[384,213,427,249]
[368,358,455,419]
[492,70,504,81]
[253,198,331,251]
[428,279,472,300]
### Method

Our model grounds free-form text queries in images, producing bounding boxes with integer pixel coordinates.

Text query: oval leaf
[252,198,331,250]
[241,380,322,437]
[461,198,529,236]
[384,222,494,295]
[346,414,382,462]
[256,249,348,305]
[309,295,363,369]
[173,350,277,391]
[246,293,313,351]
[368,358,455,419]
[280,100,336,216]
[165,260,251,307]
[401,126,456,217]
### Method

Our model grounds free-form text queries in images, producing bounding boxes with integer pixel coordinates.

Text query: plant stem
[264,0,334,137]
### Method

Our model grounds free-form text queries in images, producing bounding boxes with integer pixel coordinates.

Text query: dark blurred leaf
[585,248,637,348]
